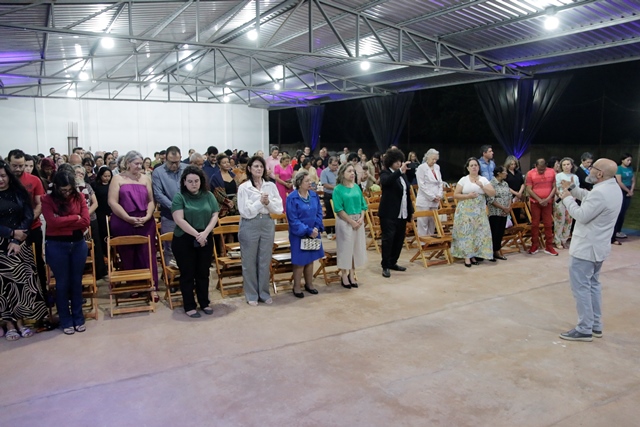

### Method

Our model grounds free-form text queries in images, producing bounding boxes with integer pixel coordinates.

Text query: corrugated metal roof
[0,0,638,108]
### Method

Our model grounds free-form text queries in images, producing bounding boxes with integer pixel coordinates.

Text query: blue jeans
[46,239,88,329]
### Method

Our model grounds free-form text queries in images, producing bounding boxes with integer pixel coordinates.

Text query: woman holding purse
[286,170,324,298]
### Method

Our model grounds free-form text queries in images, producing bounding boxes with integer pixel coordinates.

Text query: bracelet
[10,238,20,245]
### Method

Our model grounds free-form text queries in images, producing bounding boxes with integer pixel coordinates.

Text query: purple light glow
[0,51,41,64]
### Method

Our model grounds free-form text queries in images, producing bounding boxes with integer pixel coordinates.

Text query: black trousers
[488,215,507,253]
[323,192,335,234]
[26,227,47,299]
[172,233,214,312]
[380,217,407,268]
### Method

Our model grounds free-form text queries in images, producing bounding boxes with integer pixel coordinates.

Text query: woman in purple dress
[108,151,158,301]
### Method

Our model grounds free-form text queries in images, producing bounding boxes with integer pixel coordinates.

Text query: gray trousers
[161,216,176,262]
[238,215,275,302]
[569,256,603,334]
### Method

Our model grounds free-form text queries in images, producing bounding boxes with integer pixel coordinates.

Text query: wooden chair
[271,213,291,254]
[410,210,453,268]
[212,224,244,298]
[157,231,182,309]
[437,207,456,237]
[313,218,342,285]
[107,235,156,317]
[39,239,99,321]
[364,202,381,253]
[269,217,294,293]
[501,212,526,254]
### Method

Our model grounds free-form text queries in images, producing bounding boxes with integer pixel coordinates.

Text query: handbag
[300,237,321,251]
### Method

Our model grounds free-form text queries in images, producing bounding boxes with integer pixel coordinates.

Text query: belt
[244,213,270,220]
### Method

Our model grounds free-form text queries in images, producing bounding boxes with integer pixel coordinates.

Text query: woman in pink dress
[273,153,294,212]
[108,150,159,300]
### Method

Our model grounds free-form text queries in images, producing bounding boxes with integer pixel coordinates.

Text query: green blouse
[171,191,219,237]
[332,184,368,215]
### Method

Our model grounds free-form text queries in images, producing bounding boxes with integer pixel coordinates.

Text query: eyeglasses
[59,188,74,194]
[588,166,601,172]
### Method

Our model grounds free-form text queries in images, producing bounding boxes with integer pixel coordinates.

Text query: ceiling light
[73,36,79,39]
[360,61,371,71]
[79,71,89,81]
[223,95,230,103]
[101,37,114,49]
[544,16,559,30]
[185,63,193,71]
[67,90,76,98]
[65,74,70,78]
[148,67,154,73]
[247,29,258,41]
[146,53,151,58]
[183,44,189,49]
[150,82,157,90]
[274,82,281,90]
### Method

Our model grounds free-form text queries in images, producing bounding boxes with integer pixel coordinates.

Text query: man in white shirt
[558,158,622,342]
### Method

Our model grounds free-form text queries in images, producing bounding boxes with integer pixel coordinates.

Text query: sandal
[63,327,75,335]
[74,325,86,333]
[5,329,20,341]
[18,326,34,338]
[612,241,622,246]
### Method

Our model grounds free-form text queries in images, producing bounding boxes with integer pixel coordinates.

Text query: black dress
[92,182,111,255]
[0,188,48,322]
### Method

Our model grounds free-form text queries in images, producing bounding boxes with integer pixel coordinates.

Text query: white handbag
[300,237,321,251]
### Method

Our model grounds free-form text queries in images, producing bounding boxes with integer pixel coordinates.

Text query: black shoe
[464,262,472,268]
[382,268,390,278]
[475,257,485,262]
[304,285,318,295]
[348,278,359,288]
[559,329,592,342]
[293,289,305,298]
[495,255,507,261]
[592,330,603,338]
[488,258,496,262]
[341,277,352,289]
[471,260,480,265]
[389,264,406,271]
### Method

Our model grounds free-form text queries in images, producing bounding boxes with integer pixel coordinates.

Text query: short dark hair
[206,146,219,156]
[166,146,181,156]
[216,153,229,164]
[383,148,405,169]
[580,152,593,162]
[464,157,480,171]
[72,147,83,153]
[480,145,492,155]
[180,165,208,193]
[347,153,359,162]
[7,149,25,162]
[493,166,505,177]
[0,160,30,205]
[82,158,95,167]
[24,154,35,163]
[238,155,249,165]
[547,156,559,169]
[159,150,167,155]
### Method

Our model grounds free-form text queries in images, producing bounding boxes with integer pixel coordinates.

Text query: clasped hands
[128,215,149,227]
[350,216,364,230]
[194,232,208,247]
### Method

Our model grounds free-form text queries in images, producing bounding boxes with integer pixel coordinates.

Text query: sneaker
[559,329,592,342]
[592,330,603,338]
[169,259,178,267]
[616,232,627,239]
[264,298,273,305]
[528,245,539,255]
[544,247,559,256]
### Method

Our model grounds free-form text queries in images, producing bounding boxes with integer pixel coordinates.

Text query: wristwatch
[568,184,576,191]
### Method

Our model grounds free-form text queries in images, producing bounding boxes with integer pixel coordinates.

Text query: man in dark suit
[379,148,413,278]
[575,152,594,191]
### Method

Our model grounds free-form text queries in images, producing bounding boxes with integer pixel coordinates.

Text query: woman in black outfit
[91,166,112,256]
[504,155,525,222]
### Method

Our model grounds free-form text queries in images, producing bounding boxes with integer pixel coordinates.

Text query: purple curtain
[296,105,325,151]
[475,77,572,158]
[362,93,414,151]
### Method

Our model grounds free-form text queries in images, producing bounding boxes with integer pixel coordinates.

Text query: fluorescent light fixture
[544,15,559,30]
[101,37,114,49]
[150,82,157,90]
[74,44,83,57]
[146,53,151,58]
[223,95,230,103]
[79,71,89,81]
[247,29,258,41]
[274,82,281,90]
[67,90,76,98]
[185,63,193,71]
[360,61,371,71]
[148,67,154,73]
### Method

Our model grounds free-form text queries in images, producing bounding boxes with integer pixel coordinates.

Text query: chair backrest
[107,235,153,275]
[157,231,174,270]
[212,224,241,258]
[510,201,527,226]
[270,213,287,223]
[218,215,241,226]
[412,209,446,238]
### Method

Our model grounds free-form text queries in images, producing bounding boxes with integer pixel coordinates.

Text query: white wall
[0,98,268,158]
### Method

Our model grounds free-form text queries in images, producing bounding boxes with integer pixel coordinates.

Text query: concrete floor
[2,237,640,427]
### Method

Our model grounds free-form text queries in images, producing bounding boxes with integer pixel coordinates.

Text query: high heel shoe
[341,277,352,289]
[470,258,480,266]
[464,262,472,268]
[348,277,359,288]
[304,285,319,295]
[292,289,304,298]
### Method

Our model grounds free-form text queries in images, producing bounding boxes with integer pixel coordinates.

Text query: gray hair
[424,148,439,162]
[123,150,143,170]
[293,169,309,189]
[72,164,85,175]
[189,152,204,163]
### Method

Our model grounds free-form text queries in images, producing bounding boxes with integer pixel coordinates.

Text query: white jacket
[562,178,622,262]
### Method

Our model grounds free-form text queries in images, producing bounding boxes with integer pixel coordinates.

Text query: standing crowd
[0,143,631,343]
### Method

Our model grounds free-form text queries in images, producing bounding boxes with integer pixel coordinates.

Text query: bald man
[69,153,82,166]
[558,158,622,342]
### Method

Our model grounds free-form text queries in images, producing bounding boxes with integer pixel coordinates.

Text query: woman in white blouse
[237,156,283,306]
[415,149,444,235]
